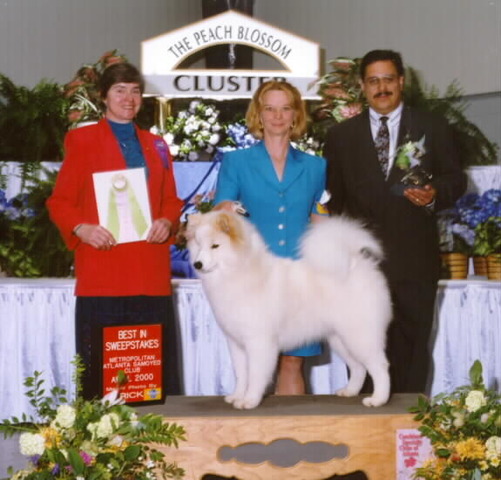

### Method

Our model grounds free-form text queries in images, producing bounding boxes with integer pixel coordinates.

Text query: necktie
[375,116,389,176]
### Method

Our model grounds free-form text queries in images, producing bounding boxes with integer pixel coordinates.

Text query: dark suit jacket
[324,106,467,282]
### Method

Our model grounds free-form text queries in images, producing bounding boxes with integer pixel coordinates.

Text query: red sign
[102,324,163,403]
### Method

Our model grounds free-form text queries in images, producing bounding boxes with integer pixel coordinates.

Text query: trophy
[390,135,432,195]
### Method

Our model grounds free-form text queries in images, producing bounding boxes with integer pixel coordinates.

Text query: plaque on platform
[102,324,164,404]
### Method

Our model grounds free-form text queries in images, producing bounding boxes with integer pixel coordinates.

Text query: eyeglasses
[364,75,399,87]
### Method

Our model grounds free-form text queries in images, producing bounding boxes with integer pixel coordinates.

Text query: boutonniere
[395,135,426,170]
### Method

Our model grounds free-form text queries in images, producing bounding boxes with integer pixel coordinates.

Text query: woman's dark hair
[359,50,405,79]
[99,62,145,98]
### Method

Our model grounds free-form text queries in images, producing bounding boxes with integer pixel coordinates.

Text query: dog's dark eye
[211,244,220,249]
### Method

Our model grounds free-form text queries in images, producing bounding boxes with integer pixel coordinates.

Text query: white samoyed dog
[185,210,392,410]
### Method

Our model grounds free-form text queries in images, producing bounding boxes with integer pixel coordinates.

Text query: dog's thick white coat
[186,211,392,409]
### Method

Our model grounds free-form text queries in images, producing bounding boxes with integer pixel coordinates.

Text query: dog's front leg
[233,343,279,410]
[224,339,248,406]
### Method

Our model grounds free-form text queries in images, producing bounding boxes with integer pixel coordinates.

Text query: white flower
[465,390,487,412]
[163,132,174,145]
[486,436,501,458]
[169,145,179,157]
[209,133,220,145]
[88,412,120,439]
[19,432,45,456]
[189,100,201,111]
[150,125,159,135]
[54,404,76,429]
[108,435,124,447]
[188,151,199,161]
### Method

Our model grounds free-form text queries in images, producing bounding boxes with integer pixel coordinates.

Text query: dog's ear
[183,213,202,241]
[216,212,244,244]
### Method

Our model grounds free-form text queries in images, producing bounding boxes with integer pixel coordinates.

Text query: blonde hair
[245,81,307,141]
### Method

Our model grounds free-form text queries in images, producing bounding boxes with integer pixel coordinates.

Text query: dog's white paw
[335,387,358,397]
[362,395,388,407]
[224,394,237,405]
[232,396,262,410]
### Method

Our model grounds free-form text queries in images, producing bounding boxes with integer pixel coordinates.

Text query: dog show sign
[141,9,321,99]
[102,323,164,404]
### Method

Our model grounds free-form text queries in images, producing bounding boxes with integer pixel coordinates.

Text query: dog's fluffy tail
[299,215,384,279]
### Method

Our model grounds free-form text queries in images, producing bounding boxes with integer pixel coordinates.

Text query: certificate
[93,168,152,244]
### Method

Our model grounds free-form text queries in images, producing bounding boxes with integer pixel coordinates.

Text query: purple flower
[80,450,93,465]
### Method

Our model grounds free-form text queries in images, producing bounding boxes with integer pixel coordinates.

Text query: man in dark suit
[324,49,467,393]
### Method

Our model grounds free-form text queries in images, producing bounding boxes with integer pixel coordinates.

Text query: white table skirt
[1,278,499,419]
[0,278,348,419]
[430,279,501,396]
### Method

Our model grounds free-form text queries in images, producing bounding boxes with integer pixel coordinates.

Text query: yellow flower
[40,426,61,448]
[454,437,485,461]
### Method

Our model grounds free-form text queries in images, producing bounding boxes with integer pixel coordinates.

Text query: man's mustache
[374,91,392,98]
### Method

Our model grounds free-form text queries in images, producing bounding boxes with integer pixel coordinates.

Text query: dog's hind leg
[327,334,367,397]
[225,340,248,406]
[233,342,279,410]
[362,355,390,407]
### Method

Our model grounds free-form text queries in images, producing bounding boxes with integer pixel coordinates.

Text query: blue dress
[214,141,326,356]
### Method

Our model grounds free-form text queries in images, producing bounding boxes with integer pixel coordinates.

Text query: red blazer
[47,119,183,296]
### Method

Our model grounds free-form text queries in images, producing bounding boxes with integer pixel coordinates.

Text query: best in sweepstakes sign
[102,324,163,403]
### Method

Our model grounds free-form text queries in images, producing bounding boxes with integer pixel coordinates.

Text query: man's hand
[404,184,436,207]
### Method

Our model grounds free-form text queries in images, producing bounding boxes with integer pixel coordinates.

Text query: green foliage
[473,216,501,256]
[409,361,501,479]
[403,68,498,168]
[0,74,69,163]
[0,168,73,277]
[0,356,186,480]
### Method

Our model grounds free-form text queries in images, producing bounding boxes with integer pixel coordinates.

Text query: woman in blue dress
[214,80,327,395]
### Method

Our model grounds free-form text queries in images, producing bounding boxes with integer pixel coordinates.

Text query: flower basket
[440,252,469,279]
[487,253,501,280]
[472,255,488,277]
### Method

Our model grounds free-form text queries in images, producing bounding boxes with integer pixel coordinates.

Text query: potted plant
[0,74,69,186]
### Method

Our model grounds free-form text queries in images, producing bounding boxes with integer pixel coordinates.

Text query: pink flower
[339,103,363,119]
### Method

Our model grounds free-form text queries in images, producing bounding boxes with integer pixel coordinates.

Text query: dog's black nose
[193,261,203,270]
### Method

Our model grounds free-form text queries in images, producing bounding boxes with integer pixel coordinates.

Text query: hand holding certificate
[93,168,152,244]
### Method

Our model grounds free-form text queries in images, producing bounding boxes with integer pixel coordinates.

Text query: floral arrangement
[441,189,501,256]
[155,100,223,161]
[410,360,501,480]
[63,50,127,127]
[0,358,186,480]
[313,56,365,126]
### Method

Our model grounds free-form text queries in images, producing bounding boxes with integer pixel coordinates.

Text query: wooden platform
[138,393,420,480]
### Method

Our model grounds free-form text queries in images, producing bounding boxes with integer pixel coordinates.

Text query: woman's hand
[147,218,172,243]
[74,224,116,250]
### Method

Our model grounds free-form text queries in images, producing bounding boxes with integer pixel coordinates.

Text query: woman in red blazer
[47,63,183,399]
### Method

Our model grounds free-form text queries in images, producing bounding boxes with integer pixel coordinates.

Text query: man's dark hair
[99,62,145,98]
[359,50,405,79]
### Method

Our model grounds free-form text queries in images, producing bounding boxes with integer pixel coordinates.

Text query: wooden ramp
[138,394,419,480]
